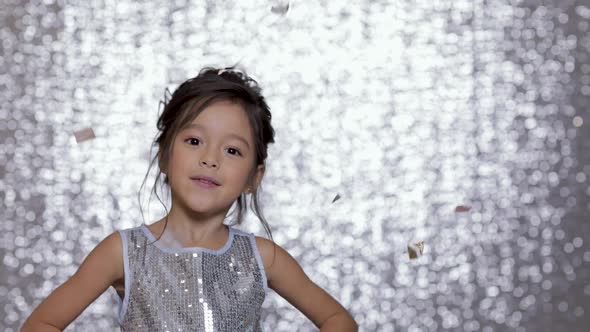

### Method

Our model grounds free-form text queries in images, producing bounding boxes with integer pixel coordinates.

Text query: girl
[21,66,358,331]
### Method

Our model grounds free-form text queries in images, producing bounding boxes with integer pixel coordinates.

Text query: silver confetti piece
[408,241,424,259]
[331,193,341,203]
[270,2,290,15]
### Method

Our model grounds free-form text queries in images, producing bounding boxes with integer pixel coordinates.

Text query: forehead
[182,100,252,142]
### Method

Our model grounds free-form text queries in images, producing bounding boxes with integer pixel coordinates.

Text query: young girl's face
[167,99,262,215]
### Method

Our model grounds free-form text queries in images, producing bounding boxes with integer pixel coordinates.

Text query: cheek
[229,169,247,181]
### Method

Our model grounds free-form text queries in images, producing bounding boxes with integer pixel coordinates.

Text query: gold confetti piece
[408,241,424,259]
[271,2,290,15]
[331,193,341,203]
[73,127,96,143]
[455,205,471,212]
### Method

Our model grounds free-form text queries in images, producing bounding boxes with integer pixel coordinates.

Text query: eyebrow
[183,123,250,150]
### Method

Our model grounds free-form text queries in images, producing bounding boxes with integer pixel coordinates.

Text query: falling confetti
[3,1,589,331]
[331,193,341,203]
[270,2,290,15]
[454,205,471,212]
[408,241,425,259]
[73,127,96,144]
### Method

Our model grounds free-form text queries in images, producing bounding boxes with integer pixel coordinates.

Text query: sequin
[116,224,267,331]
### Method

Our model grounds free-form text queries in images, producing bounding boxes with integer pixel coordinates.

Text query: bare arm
[20,231,124,331]
[255,237,358,331]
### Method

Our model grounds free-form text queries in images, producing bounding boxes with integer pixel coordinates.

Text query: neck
[157,204,231,247]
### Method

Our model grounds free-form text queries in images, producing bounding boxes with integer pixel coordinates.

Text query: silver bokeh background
[1,0,590,331]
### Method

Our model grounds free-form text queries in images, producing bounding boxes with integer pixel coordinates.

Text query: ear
[251,164,265,190]
[159,157,168,175]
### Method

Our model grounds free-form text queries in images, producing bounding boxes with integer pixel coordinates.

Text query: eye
[227,147,242,156]
[186,138,201,146]
[184,138,242,157]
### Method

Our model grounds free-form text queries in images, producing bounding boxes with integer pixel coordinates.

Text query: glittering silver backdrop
[1,0,589,331]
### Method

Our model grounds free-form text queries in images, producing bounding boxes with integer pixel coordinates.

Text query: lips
[191,176,220,186]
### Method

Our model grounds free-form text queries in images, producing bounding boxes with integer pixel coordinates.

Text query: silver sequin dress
[113,224,268,332]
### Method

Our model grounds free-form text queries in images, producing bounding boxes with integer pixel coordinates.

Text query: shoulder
[253,235,300,285]
[104,229,126,251]
[98,230,125,279]
[82,228,130,284]
[65,229,126,290]
[232,229,300,284]
[253,235,276,271]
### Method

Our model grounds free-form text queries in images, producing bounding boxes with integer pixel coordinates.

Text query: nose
[200,152,217,167]
[199,145,218,167]
[201,160,217,167]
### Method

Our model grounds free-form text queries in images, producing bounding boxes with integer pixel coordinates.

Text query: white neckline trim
[139,224,235,254]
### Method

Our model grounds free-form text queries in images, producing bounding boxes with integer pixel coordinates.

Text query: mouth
[190,177,220,186]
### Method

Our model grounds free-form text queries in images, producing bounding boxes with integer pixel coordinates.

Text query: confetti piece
[271,2,290,15]
[408,241,425,259]
[331,193,341,203]
[73,127,96,143]
[455,205,471,212]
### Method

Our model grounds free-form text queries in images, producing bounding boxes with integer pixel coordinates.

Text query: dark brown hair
[137,65,276,244]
